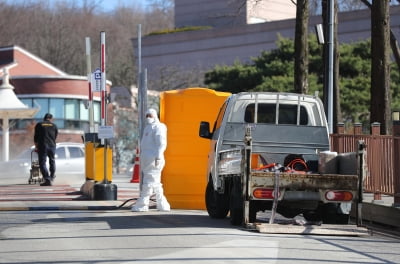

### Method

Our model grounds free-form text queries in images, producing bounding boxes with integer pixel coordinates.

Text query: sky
[3,0,150,12]
[92,0,150,12]
[105,0,149,9]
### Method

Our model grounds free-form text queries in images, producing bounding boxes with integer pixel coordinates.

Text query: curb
[0,200,135,211]
[0,205,127,211]
[358,203,400,228]
[350,202,400,229]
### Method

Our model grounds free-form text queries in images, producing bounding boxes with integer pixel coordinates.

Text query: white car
[0,142,85,178]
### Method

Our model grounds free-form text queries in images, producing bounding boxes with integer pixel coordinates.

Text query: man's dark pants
[38,145,56,182]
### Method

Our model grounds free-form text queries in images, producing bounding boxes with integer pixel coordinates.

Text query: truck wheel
[230,178,258,225]
[205,179,229,219]
[321,203,350,224]
[230,177,243,225]
[303,211,322,222]
[248,201,258,223]
[335,214,350,224]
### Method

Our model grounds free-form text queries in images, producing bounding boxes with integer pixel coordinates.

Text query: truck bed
[250,171,358,190]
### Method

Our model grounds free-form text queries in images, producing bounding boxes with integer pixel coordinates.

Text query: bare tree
[0,0,173,88]
[370,0,391,134]
[309,0,367,15]
[150,65,206,91]
[360,0,400,77]
[337,0,366,11]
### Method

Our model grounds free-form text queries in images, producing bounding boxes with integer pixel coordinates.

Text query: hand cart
[28,150,43,184]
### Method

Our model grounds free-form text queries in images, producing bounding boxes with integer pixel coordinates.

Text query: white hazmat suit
[132,108,171,212]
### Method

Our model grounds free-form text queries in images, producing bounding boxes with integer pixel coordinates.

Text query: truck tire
[303,210,322,222]
[229,177,258,225]
[321,203,350,224]
[230,177,243,225]
[205,179,229,219]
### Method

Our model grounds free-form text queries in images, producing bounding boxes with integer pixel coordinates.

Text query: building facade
[136,2,400,90]
[0,45,110,158]
[174,0,296,28]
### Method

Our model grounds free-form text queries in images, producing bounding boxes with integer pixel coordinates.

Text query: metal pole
[356,140,365,226]
[327,0,334,133]
[137,24,142,142]
[85,37,94,133]
[141,68,148,138]
[2,117,9,161]
[100,31,108,183]
[137,24,142,90]
[100,31,106,129]
[138,68,148,191]
[269,170,279,224]
[244,125,252,225]
[136,25,143,190]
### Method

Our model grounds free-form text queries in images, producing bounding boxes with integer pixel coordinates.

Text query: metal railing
[330,123,400,202]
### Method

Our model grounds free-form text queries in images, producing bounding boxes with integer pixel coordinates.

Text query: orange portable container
[85,142,113,182]
[160,87,231,209]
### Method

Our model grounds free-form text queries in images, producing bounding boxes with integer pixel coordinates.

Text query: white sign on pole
[98,125,114,139]
[91,68,102,92]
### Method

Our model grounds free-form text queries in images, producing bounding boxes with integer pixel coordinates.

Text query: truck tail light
[253,188,279,199]
[325,190,353,201]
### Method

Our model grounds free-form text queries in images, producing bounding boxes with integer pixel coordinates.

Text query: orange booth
[160,88,231,209]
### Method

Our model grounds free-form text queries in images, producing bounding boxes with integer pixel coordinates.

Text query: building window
[65,99,79,129]
[50,98,65,128]
[80,101,89,121]
[14,98,101,130]
[34,98,49,119]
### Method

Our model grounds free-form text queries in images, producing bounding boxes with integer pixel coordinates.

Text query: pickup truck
[199,92,363,226]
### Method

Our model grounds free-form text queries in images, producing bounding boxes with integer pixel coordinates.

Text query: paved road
[0,171,399,263]
[0,209,399,264]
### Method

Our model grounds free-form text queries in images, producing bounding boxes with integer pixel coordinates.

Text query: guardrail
[330,122,400,205]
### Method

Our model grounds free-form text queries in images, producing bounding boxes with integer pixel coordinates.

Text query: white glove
[155,159,160,168]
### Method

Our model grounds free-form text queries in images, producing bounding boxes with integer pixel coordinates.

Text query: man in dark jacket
[34,113,58,186]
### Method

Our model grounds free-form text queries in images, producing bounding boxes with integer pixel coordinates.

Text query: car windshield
[69,147,84,158]
[56,147,66,159]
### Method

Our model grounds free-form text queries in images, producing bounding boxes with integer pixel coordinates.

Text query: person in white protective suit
[132,108,171,212]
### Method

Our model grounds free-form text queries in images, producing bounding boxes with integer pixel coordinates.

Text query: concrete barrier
[355,203,400,228]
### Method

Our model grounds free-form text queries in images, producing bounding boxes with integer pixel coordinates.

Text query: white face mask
[146,117,155,124]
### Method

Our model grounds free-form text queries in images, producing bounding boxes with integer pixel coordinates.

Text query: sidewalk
[0,173,139,211]
[362,193,396,207]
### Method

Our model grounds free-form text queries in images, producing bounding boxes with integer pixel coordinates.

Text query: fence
[330,122,400,204]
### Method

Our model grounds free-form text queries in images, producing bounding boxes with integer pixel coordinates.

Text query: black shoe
[40,180,52,186]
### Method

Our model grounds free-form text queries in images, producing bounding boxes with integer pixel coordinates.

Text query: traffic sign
[91,68,102,92]
[98,125,114,139]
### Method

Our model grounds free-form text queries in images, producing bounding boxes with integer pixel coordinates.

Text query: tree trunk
[333,0,342,130]
[370,0,391,135]
[294,0,309,94]
[361,0,400,84]
[390,30,400,71]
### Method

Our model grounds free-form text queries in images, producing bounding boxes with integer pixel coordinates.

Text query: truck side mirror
[199,121,213,139]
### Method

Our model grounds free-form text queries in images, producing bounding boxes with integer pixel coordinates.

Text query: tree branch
[360,0,400,71]
[360,0,371,8]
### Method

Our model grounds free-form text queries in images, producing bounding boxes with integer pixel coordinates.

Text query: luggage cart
[28,150,43,184]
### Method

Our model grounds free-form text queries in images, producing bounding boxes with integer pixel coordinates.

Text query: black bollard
[93,183,117,200]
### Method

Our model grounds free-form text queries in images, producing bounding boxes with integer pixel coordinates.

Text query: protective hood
[146,108,160,123]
